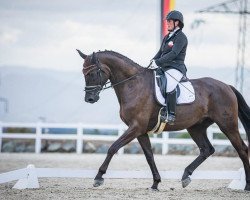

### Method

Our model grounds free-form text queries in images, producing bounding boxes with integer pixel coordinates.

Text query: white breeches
[165,69,183,92]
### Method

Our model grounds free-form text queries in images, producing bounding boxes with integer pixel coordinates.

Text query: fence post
[0,121,2,153]
[162,132,169,155]
[117,126,124,155]
[35,122,42,154]
[76,123,83,154]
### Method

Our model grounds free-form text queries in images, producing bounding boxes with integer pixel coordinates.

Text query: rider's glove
[151,59,158,69]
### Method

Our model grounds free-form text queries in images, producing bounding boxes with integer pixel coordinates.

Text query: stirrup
[160,107,168,122]
[167,114,175,125]
[160,115,168,122]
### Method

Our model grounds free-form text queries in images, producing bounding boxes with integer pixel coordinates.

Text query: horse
[76,49,250,191]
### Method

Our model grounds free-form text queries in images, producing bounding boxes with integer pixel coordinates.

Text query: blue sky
[0,0,249,71]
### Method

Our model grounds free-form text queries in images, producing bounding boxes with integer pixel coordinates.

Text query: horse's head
[76,49,111,103]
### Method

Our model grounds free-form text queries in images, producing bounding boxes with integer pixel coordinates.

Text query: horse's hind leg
[137,134,161,190]
[182,121,215,188]
[216,121,250,191]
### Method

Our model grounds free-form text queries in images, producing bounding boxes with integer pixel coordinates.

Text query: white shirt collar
[168,27,180,38]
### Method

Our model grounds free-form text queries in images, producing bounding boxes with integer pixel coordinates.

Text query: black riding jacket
[153,29,188,75]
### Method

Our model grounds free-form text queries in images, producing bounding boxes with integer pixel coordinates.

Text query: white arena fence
[0,121,247,155]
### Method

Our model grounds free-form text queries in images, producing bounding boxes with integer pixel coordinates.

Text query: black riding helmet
[166,10,184,28]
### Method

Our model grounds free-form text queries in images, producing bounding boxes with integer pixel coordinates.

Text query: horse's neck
[100,53,147,104]
[102,54,141,84]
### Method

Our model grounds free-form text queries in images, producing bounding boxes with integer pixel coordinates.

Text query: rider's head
[166,10,184,31]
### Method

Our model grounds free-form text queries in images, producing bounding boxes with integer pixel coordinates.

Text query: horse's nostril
[87,98,95,103]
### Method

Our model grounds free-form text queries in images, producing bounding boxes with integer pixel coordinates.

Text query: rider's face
[167,19,178,32]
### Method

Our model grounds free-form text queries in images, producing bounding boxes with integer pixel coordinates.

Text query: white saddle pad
[154,72,195,105]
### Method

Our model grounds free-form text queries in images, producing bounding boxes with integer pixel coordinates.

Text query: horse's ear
[76,49,87,59]
[91,52,97,63]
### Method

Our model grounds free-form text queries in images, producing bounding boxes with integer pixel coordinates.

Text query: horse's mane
[98,50,142,69]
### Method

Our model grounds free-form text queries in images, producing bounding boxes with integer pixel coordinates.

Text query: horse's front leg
[93,125,141,187]
[137,134,161,190]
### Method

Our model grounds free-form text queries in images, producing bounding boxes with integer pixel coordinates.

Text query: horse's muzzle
[85,93,100,104]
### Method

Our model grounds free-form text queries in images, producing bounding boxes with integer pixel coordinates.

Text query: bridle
[83,56,153,95]
[83,62,106,93]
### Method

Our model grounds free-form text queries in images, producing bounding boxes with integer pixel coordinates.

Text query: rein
[84,61,153,92]
[101,61,153,91]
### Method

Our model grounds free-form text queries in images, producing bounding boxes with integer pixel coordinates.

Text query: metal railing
[0,121,246,155]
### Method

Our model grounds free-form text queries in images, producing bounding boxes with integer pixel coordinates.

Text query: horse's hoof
[182,177,191,188]
[93,178,104,187]
[147,187,159,192]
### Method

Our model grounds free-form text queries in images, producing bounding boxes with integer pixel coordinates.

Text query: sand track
[0,153,249,199]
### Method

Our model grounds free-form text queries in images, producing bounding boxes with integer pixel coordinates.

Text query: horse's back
[190,77,234,98]
[190,76,227,87]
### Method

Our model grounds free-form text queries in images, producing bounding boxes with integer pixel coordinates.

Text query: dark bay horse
[77,49,250,191]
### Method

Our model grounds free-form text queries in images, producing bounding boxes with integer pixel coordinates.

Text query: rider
[152,10,188,125]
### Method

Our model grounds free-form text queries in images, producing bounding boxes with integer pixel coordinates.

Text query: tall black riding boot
[167,90,177,125]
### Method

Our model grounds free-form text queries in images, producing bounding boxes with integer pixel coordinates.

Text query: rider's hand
[151,59,158,69]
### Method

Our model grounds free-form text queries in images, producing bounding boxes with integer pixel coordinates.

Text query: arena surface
[0,153,250,200]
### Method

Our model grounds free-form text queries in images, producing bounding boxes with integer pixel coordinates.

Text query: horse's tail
[230,85,250,151]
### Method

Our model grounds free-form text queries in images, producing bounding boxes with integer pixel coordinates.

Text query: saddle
[154,68,195,106]
[155,68,187,99]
